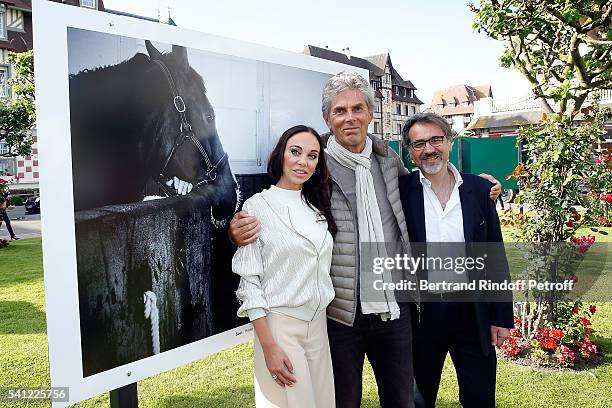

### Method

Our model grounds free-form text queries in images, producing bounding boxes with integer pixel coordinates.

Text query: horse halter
[151,59,228,195]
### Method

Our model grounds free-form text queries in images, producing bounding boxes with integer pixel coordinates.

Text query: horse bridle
[151,59,228,195]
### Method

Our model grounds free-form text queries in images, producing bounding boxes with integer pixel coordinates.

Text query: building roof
[304,45,423,104]
[466,111,543,130]
[304,45,382,80]
[431,84,492,116]
[1,0,31,11]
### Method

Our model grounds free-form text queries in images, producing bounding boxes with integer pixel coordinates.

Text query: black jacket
[399,170,514,355]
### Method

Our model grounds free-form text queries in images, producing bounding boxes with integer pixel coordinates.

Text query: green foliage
[471,0,612,117]
[0,99,33,157]
[8,195,23,206]
[580,147,612,226]
[0,50,35,157]
[515,108,608,241]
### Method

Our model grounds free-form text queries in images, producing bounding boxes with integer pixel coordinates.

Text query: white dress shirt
[418,162,467,292]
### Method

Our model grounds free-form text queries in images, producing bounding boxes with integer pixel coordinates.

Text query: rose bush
[580,150,612,227]
[501,302,600,368]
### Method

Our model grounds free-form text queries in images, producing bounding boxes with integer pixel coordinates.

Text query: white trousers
[254,313,335,408]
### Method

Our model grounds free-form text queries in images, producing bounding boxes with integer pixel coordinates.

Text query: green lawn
[1,235,611,407]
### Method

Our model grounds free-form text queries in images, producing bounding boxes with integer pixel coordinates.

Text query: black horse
[69,41,238,224]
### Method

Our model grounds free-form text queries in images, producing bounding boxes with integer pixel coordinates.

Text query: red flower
[574,214,581,221]
[569,276,579,284]
[566,220,574,228]
[539,337,557,351]
[581,317,591,326]
[572,306,579,314]
[589,305,597,314]
[595,157,602,164]
[586,328,594,335]
[550,329,564,340]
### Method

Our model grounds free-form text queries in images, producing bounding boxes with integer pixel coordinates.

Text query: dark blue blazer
[399,170,514,355]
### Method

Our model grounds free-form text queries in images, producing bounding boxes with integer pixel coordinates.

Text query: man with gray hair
[230,72,501,407]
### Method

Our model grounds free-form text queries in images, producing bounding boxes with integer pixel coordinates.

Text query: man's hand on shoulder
[479,173,501,201]
[229,210,260,246]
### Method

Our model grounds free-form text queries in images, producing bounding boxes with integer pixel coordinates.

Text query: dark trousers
[0,209,15,238]
[413,302,496,408]
[327,304,414,408]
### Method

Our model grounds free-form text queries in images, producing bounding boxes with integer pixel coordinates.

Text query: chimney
[342,47,351,60]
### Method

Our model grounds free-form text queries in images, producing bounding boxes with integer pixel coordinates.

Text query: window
[0,6,7,40]
[0,157,16,175]
[80,0,97,9]
[375,103,381,113]
[373,121,380,134]
[397,123,402,134]
[7,8,24,31]
[0,141,9,155]
[404,105,409,116]
[395,87,399,95]
[396,104,401,115]
[0,66,9,98]
[412,106,416,115]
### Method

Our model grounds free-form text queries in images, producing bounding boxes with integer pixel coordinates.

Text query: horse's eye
[205,113,214,122]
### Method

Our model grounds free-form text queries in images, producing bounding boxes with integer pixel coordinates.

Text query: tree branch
[578,35,612,45]
[506,36,555,114]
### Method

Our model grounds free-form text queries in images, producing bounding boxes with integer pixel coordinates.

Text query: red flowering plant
[580,150,612,227]
[501,302,601,368]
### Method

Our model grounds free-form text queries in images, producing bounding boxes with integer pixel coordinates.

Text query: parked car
[25,195,40,214]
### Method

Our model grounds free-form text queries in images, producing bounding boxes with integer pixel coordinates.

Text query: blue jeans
[327,303,414,408]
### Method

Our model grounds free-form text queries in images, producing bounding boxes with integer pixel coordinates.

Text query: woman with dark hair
[233,125,336,407]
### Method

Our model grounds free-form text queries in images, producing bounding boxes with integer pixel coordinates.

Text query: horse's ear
[145,40,163,61]
[172,45,189,71]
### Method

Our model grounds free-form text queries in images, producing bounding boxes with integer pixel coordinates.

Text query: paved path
[0,212,41,240]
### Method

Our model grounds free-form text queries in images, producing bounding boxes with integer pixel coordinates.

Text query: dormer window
[80,0,97,9]
[0,5,7,40]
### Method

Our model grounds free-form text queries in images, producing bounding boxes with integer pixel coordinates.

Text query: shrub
[501,302,601,368]
[9,195,24,206]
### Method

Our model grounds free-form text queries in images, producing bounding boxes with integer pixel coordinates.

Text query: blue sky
[103,0,532,106]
